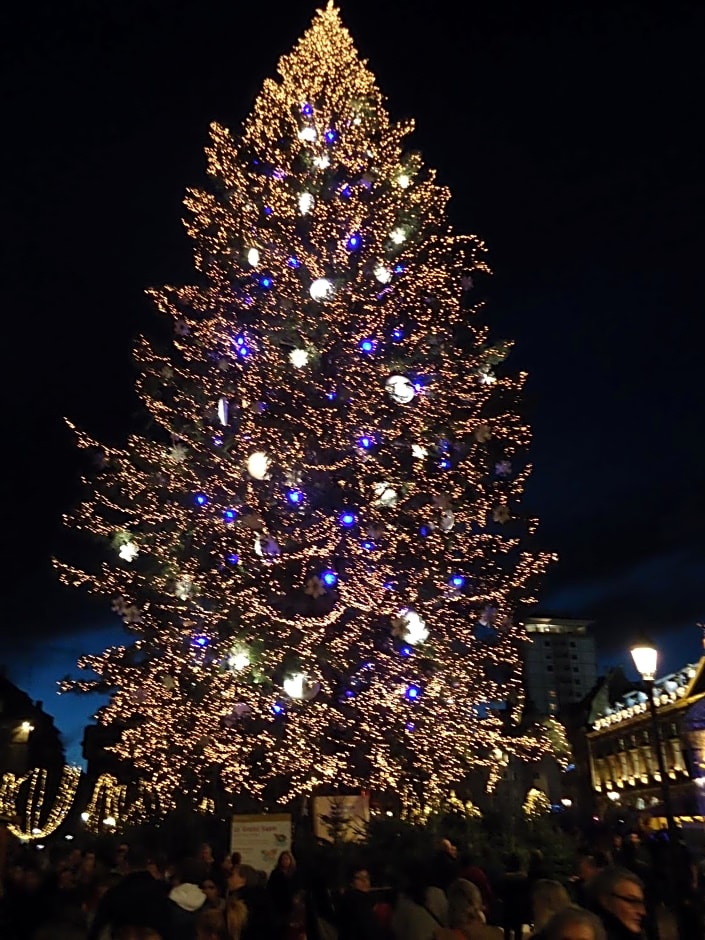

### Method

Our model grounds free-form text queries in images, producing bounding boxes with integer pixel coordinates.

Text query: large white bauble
[398,608,428,645]
[374,482,398,507]
[283,673,320,701]
[247,451,270,480]
[386,375,415,404]
[289,348,310,368]
[310,278,333,301]
[228,650,250,672]
[298,192,315,215]
[246,247,260,267]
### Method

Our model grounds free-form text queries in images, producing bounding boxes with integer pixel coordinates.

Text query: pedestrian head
[545,905,607,940]
[590,866,646,935]
[447,878,485,929]
[532,879,572,930]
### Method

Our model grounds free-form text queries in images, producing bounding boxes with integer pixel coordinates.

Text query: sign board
[230,813,291,873]
[312,793,370,843]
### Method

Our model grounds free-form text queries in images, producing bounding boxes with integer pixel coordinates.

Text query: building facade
[523,617,597,715]
[587,657,705,824]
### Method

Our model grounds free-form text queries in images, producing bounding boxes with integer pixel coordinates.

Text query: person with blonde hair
[530,880,572,936]
[544,905,606,940]
[435,878,502,939]
[197,894,248,940]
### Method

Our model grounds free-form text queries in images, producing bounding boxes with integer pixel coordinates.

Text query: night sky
[2,0,704,762]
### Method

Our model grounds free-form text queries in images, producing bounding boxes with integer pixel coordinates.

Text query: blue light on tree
[325,128,338,143]
[400,645,412,657]
[223,509,236,523]
[346,233,362,251]
[358,435,373,450]
[361,540,375,551]
[226,553,239,565]
[339,510,356,528]
[340,184,352,198]
[392,328,404,340]
[192,635,209,648]
[359,338,375,354]
[439,458,451,470]
[301,103,313,117]
[419,525,431,537]
[272,703,284,715]
[195,493,208,506]
[264,206,273,216]
[259,275,273,289]
[326,390,337,400]
[406,722,416,731]
[287,489,304,505]
[394,264,405,274]
[450,574,465,588]
[321,569,338,587]
[405,684,421,701]
[287,256,301,268]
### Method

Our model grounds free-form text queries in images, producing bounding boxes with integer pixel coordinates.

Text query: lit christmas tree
[58,3,554,813]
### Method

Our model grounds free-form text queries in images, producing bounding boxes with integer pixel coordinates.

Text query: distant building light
[20,721,34,733]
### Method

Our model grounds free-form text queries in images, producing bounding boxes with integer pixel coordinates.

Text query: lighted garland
[1,766,81,840]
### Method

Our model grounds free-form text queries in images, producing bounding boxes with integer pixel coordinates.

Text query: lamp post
[630,639,677,836]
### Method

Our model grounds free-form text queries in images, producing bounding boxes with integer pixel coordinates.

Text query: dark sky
[2,0,704,759]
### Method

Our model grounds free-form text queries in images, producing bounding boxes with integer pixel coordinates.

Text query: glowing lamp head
[310,277,333,301]
[396,172,411,188]
[374,264,392,284]
[390,227,407,245]
[283,672,306,699]
[399,608,429,645]
[631,639,658,682]
[321,569,338,587]
[339,510,356,528]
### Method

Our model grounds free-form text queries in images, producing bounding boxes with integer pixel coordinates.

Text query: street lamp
[629,638,676,835]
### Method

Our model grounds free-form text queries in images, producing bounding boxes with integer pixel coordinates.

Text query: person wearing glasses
[588,868,646,938]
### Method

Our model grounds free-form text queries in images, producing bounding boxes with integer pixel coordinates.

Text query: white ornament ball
[298,126,317,143]
[247,451,271,480]
[398,608,428,646]
[283,673,320,701]
[374,264,392,284]
[228,650,250,672]
[246,247,260,267]
[389,227,407,245]
[386,375,415,404]
[118,541,139,563]
[374,482,398,507]
[298,192,315,215]
[289,348,310,368]
[310,278,333,301]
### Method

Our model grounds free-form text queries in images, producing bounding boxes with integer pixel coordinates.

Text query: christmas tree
[59,3,553,813]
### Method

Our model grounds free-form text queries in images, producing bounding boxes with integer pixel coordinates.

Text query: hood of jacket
[169,882,207,912]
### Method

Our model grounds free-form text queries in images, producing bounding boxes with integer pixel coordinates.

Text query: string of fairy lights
[55,2,555,813]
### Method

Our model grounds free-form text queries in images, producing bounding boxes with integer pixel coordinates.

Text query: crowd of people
[0,827,702,940]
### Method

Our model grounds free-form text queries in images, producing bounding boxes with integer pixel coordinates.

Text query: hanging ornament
[228,649,250,672]
[298,126,317,143]
[478,368,497,386]
[174,319,190,337]
[373,263,392,284]
[217,398,229,426]
[373,482,398,507]
[304,575,326,598]
[395,172,411,189]
[439,509,455,533]
[283,672,320,701]
[385,375,415,405]
[289,348,310,368]
[285,469,302,487]
[461,275,474,291]
[474,424,492,443]
[493,505,510,524]
[174,575,194,600]
[391,608,428,646]
[247,247,260,266]
[313,154,330,169]
[161,675,176,691]
[479,606,498,626]
[298,192,315,215]
[168,443,188,463]
[310,278,333,301]
[160,365,174,380]
[389,226,407,245]
[495,460,512,477]
[118,541,139,563]
[247,451,271,480]
[412,444,428,459]
[254,533,281,558]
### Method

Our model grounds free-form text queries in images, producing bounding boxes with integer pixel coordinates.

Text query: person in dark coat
[87,845,171,940]
[267,851,303,936]
[337,867,384,940]
[500,854,531,940]
[168,858,207,939]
